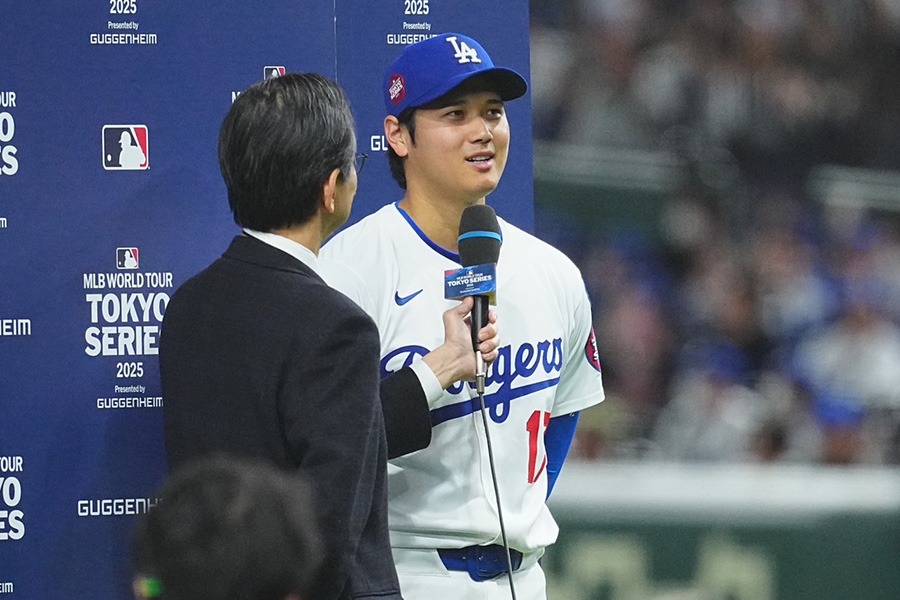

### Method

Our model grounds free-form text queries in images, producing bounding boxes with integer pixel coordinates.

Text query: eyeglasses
[354,153,368,175]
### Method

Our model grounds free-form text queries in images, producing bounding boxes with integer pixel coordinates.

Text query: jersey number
[526,410,551,484]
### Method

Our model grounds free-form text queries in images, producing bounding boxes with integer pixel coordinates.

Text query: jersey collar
[394,202,461,263]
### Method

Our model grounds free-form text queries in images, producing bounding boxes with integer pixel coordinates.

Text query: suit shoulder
[291,275,362,313]
[302,279,378,329]
[163,258,228,310]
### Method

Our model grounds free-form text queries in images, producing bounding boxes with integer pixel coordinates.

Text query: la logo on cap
[389,74,406,104]
[447,36,482,64]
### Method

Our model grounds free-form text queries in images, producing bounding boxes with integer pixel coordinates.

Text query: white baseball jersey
[320,202,604,554]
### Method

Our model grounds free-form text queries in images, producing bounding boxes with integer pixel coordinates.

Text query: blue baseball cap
[384,33,528,117]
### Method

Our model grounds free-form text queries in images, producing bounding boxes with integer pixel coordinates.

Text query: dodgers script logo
[382,339,564,425]
[102,125,148,170]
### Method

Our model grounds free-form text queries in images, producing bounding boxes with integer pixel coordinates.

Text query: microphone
[457,204,502,394]
[456,205,518,600]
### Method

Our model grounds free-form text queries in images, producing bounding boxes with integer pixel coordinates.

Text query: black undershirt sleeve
[380,367,432,459]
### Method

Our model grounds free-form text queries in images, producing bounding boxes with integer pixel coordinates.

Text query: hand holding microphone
[422,297,499,390]
[456,204,502,394]
[422,204,502,391]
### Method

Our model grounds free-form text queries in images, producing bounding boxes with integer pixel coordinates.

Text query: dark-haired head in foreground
[132,457,321,600]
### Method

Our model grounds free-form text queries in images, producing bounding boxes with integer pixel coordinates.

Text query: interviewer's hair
[132,456,321,600]
[219,73,356,231]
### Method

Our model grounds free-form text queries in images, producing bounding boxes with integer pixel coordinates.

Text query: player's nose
[469,116,494,144]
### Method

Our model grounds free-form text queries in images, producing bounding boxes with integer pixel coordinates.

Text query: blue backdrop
[0,1,532,598]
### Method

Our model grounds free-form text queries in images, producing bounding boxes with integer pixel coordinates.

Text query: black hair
[132,456,321,600]
[218,73,356,231]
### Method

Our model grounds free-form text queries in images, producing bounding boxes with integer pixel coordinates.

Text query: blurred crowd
[530,0,900,465]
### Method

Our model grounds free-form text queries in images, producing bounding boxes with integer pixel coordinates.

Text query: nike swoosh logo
[394,289,424,306]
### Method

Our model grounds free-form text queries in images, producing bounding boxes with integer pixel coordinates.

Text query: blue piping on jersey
[395,202,461,263]
[430,377,561,426]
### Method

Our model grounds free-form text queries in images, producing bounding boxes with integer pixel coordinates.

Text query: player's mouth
[466,152,495,171]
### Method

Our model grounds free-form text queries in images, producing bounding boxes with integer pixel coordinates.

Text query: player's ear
[321,168,341,214]
[384,116,409,158]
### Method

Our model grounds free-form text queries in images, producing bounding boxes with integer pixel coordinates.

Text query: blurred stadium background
[528,1,900,598]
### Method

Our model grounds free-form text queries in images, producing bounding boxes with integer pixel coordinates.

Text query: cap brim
[402,67,528,114]
[475,67,528,101]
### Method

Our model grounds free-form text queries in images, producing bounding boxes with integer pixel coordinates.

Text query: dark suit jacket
[160,234,401,600]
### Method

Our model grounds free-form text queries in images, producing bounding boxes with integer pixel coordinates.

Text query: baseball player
[320,33,605,600]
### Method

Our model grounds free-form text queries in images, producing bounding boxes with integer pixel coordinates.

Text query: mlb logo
[264,66,286,80]
[103,125,149,171]
[117,247,140,270]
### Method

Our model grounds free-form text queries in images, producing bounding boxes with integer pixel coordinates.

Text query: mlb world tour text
[83,271,173,356]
